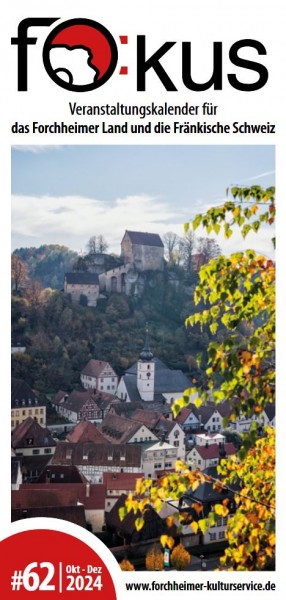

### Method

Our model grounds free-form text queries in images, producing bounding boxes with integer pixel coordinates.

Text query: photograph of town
[11,145,275,571]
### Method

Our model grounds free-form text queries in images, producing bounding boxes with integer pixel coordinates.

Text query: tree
[196,236,221,264]
[119,559,135,571]
[124,185,275,571]
[170,543,191,570]
[163,231,181,265]
[180,230,196,272]
[87,235,108,254]
[145,545,164,571]
[11,253,28,293]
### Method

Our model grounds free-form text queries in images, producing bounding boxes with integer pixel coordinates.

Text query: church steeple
[139,326,154,361]
[137,325,155,401]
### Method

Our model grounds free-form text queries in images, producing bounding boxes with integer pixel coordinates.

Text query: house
[186,442,236,470]
[105,494,169,556]
[51,442,143,483]
[142,440,179,479]
[130,410,185,457]
[11,378,46,429]
[99,413,158,445]
[17,480,107,533]
[11,488,87,529]
[117,331,190,404]
[194,432,226,446]
[50,390,104,424]
[183,465,238,546]
[66,419,108,444]
[64,272,99,307]
[103,472,144,512]
[121,230,164,272]
[175,406,202,433]
[197,403,226,434]
[12,417,56,458]
[11,417,57,481]
[81,359,118,393]
[35,464,88,484]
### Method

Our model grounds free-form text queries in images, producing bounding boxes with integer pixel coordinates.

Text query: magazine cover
[1,1,283,598]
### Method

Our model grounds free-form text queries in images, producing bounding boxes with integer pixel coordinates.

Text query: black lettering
[182,42,223,90]
[137,36,177,91]
[228,39,268,91]
[11,18,58,91]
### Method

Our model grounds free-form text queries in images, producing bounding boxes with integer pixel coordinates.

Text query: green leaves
[189,185,275,245]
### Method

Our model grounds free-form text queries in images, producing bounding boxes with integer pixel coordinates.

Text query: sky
[11,145,275,258]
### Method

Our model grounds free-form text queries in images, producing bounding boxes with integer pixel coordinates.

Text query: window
[11,411,14,417]
[32,449,40,455]
[216,518,222,527]
[44,448,52,454]
[219,531,225,540]
[11,421,14,428]
[222,517,228,526]
[174,440,179,447]
[209,532,217,541]
[154,463,162,469]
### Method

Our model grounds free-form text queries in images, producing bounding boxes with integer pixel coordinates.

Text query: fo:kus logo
[11,17,268,93]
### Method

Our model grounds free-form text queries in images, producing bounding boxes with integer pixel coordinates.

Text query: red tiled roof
[175,406,199,424]
[81,360,115,378]
[66,420,108,444]
[11,417,56,449]
[103,472,144,491]
[17,483,106,510]
[194,442,236,460]
[131,409,162,429]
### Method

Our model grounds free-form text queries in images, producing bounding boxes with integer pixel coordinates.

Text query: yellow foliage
[146,545,164,571]
[170,544,191,570]
[119,559,135,571]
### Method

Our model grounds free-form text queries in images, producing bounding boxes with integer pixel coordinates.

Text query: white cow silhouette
[49,47,97,86]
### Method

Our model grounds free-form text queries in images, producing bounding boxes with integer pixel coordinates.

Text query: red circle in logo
[43,19,118,92]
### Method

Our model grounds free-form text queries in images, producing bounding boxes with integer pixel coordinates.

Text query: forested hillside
[11,237,242,395]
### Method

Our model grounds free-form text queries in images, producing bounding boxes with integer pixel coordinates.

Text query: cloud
[11,193,183,253]
[12,146,63,154]
[243,170,275,182]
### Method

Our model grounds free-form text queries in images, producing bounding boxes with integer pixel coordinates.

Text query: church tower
[137,328,155,401]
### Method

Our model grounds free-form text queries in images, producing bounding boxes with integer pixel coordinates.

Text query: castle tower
[137,328,155,402]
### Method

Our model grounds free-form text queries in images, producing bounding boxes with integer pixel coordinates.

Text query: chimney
[86,483,90,498]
